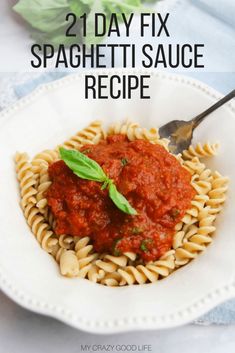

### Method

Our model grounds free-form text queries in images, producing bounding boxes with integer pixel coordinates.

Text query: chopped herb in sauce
[112,238,122,256]
[132,227,143,235]
[170,208,180,219]
[113,249,121,256]
[121,158,128,166]
[140,239,153,252]
[140,242,148,252]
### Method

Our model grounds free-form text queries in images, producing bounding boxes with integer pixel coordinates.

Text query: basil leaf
[32,30,79,48]
[13,0,70,33]
[13,0,157,47]
[85,0,106,45]
[59,147,107,182]
[109,183,137,216]
[70,0,90,16]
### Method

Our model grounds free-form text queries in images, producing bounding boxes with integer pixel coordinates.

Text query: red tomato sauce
[46,135,195,262]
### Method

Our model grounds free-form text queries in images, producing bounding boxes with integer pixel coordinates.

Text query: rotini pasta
[59,120,105,150]
[182,142,219,160]
[60,250,80,277]
[15,120,228,285]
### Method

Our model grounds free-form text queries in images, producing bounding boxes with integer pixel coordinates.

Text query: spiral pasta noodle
[15,153,38,208]
[207,172,229,212]
[15,120,228,285]
[32,150,59,176]
[108,120,170,150]
[183,142,219,160]
[59,120,106,150]
[15,153,59,254]
[36,164,51,212]
[116,251,176,285]
[60,250,80,277]
[75,237,98,277]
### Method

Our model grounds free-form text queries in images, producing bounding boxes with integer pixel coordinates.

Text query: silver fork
[158,89,235,154]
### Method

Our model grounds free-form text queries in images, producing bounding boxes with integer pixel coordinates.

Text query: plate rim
[1,68,235,333]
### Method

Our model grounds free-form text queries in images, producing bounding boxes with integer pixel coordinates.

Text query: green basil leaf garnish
[59,147,107,182]
[59,147,137,216]
[109,183,137,216]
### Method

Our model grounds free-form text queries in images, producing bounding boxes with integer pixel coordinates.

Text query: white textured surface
[0,70,235,334]
[1,289,235,353]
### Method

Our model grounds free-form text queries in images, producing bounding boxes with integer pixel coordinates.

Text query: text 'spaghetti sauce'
[46,135,195,262]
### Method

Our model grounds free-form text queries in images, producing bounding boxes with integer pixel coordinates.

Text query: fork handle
[192,89,235,128]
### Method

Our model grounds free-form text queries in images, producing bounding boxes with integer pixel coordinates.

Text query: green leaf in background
[70,0,90,16]
[13,0,70,33]
[13,0,158,46]
[59,147,137,216]
[85,1,106,45]
[109,183,137,216]
[32,30,80,47]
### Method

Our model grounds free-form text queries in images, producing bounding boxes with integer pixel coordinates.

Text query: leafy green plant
[13,0,157,46]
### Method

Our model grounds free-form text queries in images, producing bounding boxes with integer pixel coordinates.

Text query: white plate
[0,69,235,333]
